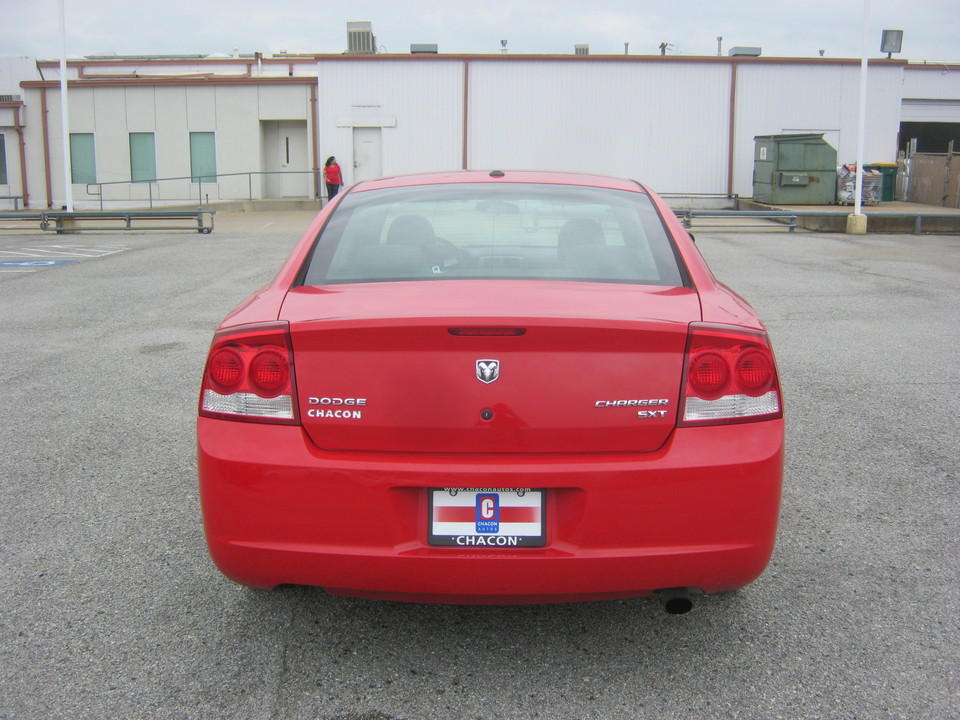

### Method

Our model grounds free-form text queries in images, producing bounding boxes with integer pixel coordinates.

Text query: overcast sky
[4,0,958,62]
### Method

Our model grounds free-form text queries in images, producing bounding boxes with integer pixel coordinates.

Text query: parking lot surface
[1,215,957,720]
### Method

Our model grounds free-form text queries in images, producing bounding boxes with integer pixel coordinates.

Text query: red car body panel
[197,170,784,603]
[198,418,783,601]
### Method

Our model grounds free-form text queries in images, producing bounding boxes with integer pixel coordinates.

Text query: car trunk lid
[282,280,699,454]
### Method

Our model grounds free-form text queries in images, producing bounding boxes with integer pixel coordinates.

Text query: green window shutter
[189,132,216,183]
[70,133,96,184]
[129,132,157,182]
[0,135,7,185]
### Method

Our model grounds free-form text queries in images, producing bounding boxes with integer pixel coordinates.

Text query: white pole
[853,0,870,218]
[59,0,73,211]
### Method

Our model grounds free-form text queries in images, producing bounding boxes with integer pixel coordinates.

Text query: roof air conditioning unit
[575,44,589,56]
[728,47,762,57]
[347,21,377,54]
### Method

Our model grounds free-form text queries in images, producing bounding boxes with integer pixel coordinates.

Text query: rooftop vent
[575,44,589,56]
[347,21,377,54]
[410,43,438,54]
[729,47,762,57]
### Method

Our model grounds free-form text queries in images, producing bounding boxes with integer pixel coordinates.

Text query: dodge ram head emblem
[476,359,500,384]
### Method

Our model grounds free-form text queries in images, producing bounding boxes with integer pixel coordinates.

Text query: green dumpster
[865,163,897,202]
[753,134,838,205]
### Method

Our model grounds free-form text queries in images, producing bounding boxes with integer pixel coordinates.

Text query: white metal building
[0,50,958,209]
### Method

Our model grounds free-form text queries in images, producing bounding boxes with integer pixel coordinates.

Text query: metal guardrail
[0,209,215,233]
[674,209,798,231]
[673,208,960,234]
[864,212,960,234]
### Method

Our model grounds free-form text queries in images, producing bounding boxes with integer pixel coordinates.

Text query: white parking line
[0,249,56,257]
[25,245,128,256]
[16,248,101,257]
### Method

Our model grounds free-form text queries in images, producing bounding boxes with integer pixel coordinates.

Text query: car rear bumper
[197,418,783,603]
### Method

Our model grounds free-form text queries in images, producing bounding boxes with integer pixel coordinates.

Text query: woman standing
[323,156,342,201]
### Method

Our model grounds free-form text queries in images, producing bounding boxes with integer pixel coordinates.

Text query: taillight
[209,348,244,389]
[678,323,782,426]
[687,351,730,398]
[199,322,300,424]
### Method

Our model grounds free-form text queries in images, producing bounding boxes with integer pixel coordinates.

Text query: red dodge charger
[198,170,783,611]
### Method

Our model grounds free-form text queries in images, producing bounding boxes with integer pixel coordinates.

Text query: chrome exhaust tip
[655,588,697,615]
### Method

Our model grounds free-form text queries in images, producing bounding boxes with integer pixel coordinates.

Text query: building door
[352,127,382,183]
[262,121,309,198]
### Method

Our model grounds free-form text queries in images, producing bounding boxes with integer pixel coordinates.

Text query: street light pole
[59,0,73,211]
[847,0,870,234]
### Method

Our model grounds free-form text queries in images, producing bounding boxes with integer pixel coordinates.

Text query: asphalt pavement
[1,214,957,720]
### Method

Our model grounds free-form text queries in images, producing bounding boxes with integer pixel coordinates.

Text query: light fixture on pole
[881,29,903,58]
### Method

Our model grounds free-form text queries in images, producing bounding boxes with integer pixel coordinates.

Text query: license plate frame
[428,488,546,547]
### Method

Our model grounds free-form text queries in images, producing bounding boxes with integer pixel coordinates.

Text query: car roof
[351,170,647,193]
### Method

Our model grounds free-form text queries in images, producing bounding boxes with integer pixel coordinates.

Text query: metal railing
[673,209,798,231]
[660,193,741,210]
[673,208,960,234]
[0,195,24,210]
[85,170,321,210]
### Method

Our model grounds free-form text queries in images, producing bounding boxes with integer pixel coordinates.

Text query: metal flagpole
[59,0,73,211]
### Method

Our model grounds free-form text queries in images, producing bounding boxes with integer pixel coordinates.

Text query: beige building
[1,49,957,210]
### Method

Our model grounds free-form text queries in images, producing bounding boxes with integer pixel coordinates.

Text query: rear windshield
[299,183,686,287]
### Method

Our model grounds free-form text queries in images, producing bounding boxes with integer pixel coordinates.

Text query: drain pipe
[14,105,29,208]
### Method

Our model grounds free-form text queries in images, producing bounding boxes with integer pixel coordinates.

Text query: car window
[300,183,686,287]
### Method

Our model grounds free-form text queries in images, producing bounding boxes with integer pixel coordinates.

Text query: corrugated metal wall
[316,57,915,197]
[467,60,731,192]
[734,63,903,194]
[317,60,464,184]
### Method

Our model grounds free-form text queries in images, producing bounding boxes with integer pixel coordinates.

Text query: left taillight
[678,322,782,426]
[199,322,300,425]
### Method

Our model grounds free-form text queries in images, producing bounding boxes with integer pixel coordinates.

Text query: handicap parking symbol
[0,260,77,267]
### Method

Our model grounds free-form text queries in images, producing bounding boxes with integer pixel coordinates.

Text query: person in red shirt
[324,156,343,201]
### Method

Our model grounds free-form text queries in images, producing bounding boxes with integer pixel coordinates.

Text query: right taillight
[678,322,782,426]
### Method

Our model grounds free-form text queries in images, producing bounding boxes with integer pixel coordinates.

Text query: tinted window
[300,183,685,287]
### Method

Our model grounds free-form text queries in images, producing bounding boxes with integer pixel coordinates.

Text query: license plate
[429,488,546,547]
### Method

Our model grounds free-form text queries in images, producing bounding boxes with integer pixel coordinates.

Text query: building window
[189,132,217,183]
[129,132,157,182]
[69,133,97,184]
[0,134,7,185]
